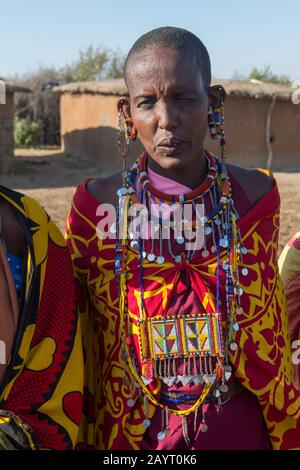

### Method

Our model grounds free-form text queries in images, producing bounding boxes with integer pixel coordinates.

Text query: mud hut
[0,80,31,172]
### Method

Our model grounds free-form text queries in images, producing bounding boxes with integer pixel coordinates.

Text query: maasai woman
[66,27,300,450]
[0,186,83,449]
[279,233,300,390]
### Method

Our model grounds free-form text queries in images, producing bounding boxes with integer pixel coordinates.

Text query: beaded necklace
[114,151,248,444]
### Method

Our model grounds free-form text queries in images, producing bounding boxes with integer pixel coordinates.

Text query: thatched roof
[7,85,31,94]
[0,79,31,94]
[53,79,127,96]
[218,79,292,101]
[53,78,293,101]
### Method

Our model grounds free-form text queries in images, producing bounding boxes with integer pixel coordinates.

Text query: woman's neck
[147,151,208,190]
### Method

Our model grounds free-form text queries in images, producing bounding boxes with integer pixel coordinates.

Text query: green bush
[14,118,41,147]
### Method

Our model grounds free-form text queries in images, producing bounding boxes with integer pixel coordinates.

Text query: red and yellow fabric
[66,164,300,450]
[279,232,300,390]
[0,185,83,450]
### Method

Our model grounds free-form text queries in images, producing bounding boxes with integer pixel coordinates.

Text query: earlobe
[117,97,131,120]
[208,85,226,107]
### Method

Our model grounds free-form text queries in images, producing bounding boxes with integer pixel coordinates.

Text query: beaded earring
[117,105,129,179]
[125,118,138,141]
[207,90,227,175]
[117,105,138,185]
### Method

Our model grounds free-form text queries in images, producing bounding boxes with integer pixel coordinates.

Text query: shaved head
[124,26,211,90]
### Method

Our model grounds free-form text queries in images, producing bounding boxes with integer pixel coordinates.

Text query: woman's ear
[117,96,137,141]
[208,85,226,107]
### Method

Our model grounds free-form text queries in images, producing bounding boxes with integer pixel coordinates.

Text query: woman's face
[124,46,210,171]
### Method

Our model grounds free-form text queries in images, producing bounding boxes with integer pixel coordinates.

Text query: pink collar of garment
[147,167,192,196]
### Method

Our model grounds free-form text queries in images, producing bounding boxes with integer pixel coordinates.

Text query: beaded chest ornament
[114,94,248,445]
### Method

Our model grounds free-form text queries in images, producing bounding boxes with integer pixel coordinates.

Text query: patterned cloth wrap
[0,185,83,450]
[279,232,300,390]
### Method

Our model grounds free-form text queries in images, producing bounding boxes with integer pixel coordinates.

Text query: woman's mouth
[157,138,186,155]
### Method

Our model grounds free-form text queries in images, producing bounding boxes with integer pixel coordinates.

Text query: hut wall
[205,96,300,170]
[60,93,143,172]
[0,93,14,162]
[271,100,300,170]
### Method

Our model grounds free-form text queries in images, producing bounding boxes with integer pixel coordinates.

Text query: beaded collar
[127,150,219,203]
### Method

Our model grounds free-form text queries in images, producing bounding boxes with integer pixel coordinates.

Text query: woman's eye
[138,100,154,108]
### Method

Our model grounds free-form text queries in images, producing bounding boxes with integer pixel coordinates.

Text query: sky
[1,0,299,81]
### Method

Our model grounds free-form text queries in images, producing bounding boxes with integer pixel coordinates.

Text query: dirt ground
[2,147,300,254]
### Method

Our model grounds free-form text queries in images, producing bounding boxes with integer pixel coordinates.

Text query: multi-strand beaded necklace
[113,150,248,444]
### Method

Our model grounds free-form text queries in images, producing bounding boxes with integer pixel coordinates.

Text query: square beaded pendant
[138,313,225,362]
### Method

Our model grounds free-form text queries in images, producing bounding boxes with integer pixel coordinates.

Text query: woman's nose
[157,101,178,130]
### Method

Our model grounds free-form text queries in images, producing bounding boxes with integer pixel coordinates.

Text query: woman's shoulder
[86,171,123,207]
[227,163,276,210]
[68,171,123,231]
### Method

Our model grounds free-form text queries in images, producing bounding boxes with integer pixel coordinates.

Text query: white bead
[219,238,228,248]
[225,371,232,381]
[117,187,128,197]
[130,240,139,250]
[201,423,208,432]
